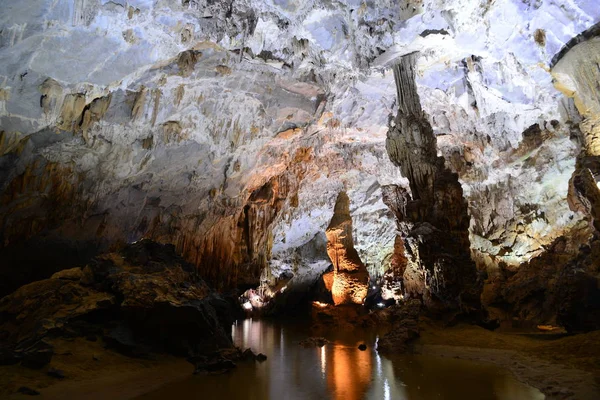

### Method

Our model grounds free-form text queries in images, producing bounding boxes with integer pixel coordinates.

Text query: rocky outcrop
[310,301,376,332]
[188,347,267,375]
[377,299,421,354]
[466,120,580,273]
[554,37,600,233]
[0,240,235,368]
[0,0,599,324]
[383,53,481,315]
[323,191,369,305]
[480,233,600,332]
[489,33,600,332]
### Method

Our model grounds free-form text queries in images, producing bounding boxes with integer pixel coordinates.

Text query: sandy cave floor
[416,322,600,399]
[0,338,190,400]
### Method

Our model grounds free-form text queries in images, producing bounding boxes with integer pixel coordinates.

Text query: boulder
[241,348,258,361]
[186,347,265,374]
[18,341,54,369]
[0,240,235,366]
[377,299,421,354]
[51,268,84,281]
[103,324,151,358]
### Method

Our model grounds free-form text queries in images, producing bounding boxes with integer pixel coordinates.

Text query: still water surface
[137,319,545,400]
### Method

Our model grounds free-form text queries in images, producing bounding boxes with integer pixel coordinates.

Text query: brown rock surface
[0,240,235,368]
[325,192,369,305]
[481,234,600,332]
[377,299,421,353]
[383,53,481,315]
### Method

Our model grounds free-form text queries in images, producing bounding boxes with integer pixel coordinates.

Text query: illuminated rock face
[0,0,599,325]
[384,54,480,313]
[325,192,369,305]
[553,33,600,232]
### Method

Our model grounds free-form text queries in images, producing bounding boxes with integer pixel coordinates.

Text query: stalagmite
[324,191,369,305]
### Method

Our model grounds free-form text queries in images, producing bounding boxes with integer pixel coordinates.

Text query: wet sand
[0,337,191,400]
[416,322,600,400]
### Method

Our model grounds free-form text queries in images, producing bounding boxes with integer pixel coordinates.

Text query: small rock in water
[47,368,65,379]
[358,344,367,351]
[17,386,40,396]
[218,348,243,361]
[256,353,267,362]
[241,348,257,361]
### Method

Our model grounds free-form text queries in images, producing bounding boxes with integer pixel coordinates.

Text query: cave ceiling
[0,0,599,295]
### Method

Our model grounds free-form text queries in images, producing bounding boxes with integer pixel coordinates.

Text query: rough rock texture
[377,299,421,354]
[310,302,375,332]
[324,191,369,305]
[0,240,235,367]
[554,37,600,232]
[383,53,480,314]
[0,1,599,325]
[482,235,600,332]
[187,347,266,375]
[518,32,600,332]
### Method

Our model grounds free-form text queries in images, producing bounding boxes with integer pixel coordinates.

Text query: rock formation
[0,0,599,329]
[0,240,236,367]
[377,299,421,354]
[383,53,480,315]
[323,191,369,305]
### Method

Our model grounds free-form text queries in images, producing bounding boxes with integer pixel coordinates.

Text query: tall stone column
[383,53,480,314]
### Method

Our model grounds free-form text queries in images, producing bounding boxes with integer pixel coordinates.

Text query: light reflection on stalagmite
[323,191,370,305]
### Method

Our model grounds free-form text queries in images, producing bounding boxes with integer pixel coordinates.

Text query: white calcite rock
[0,0,598,302]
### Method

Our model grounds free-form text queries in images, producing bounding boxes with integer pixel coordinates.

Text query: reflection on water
[137,319,545,400]
[327,336,371,400]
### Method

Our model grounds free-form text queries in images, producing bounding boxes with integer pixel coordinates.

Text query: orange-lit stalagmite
[323,191,369,305]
